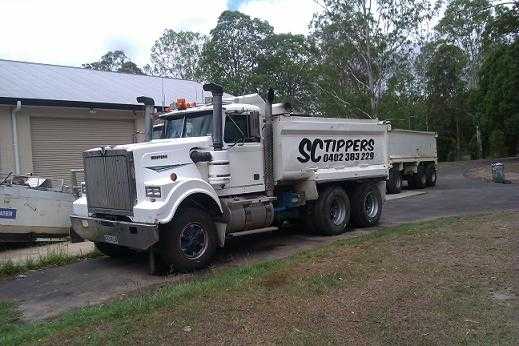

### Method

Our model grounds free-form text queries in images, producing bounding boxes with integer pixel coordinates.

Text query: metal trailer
[386,128,438,194]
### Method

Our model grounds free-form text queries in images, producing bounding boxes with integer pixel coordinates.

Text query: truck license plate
[104,234,119,244]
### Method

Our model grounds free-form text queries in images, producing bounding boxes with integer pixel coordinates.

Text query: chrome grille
[83,148,136,216]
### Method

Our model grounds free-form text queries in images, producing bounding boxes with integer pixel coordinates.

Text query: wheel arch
[157,179,223,224]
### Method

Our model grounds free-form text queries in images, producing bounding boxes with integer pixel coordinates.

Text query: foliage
[82,50,143,74]
[488,128,506,157]
[436,0,493,89]
[148,30,207,79]
[311,0,440,118]
[255,33,318,112]
[423,43,470,160]
[477,39,519,156]
[199,11,274,95]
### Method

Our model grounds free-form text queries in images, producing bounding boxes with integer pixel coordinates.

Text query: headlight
[145,186,162,198]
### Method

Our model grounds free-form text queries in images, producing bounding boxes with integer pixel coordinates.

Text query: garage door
[31,117,135,185]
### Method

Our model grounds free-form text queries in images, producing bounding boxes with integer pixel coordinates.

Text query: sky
[0,0,319,68]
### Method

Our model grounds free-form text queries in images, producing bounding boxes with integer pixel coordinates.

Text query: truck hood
[120,137,213,169]
[114,136,212,153]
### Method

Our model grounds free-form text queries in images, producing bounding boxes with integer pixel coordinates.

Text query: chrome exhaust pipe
[203,83,224,151]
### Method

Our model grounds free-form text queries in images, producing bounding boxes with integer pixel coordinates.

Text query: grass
[0,247,100,279]
[1,212,518,345]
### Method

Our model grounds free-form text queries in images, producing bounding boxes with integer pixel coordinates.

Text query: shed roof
[0,59,204,110]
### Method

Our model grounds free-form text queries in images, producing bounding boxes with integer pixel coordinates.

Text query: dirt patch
[12,212,516,345]
[465,160,519,183]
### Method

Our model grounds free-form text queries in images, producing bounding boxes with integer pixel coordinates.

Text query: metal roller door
[31,117,135,185]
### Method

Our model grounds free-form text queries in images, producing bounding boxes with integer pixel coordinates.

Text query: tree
[436,0,493,89]
[83,50,143,74]
[148,30,207,79]
[424,43,470,160]
[311,0,439,118]
[255,34,318,112]
[478,39,519,156]
[199,11,274,95]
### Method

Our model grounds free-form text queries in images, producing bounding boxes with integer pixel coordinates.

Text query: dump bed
[272,116,389,183]
[388,129,437,163]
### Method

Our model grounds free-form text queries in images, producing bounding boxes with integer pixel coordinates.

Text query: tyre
[351,183,383,227]
[386,168,402,194]
[95,242,135,258]
[159,207,217,272]
[425,164,437,187]
[409,165,427,189]
[306,185,351,236]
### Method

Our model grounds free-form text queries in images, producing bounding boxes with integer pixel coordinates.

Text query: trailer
[386,129,438,194]
[70,84,389,273]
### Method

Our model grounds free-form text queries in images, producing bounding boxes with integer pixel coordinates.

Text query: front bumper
[70,215,159,250]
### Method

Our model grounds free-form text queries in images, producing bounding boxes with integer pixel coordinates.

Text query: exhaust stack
[264,88,275,197]
[137,96,155,142]
[203,83,224,151]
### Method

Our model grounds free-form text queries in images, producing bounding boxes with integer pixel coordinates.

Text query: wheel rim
[365,192,379,219]
[420,172,426,185]
[179,222,208,259]
[431,170,437,183]
[395,174,402,189]
[329,197,347,226]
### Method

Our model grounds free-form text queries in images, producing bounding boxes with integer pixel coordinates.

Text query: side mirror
[248,111,261,141]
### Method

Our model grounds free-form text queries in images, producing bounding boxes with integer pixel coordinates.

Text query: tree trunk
[456,118,461,161]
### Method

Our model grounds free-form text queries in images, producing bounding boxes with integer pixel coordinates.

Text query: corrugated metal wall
[30,117,135,185]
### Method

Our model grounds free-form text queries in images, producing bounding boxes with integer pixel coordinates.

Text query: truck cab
[71,84,388,273]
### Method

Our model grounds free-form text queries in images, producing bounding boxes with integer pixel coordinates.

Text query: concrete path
[385,190,427,201]
[0,241,95,265]
[1,159,518,321]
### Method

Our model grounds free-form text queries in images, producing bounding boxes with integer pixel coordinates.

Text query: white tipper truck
[71,84,389,272]
[386,129,438,194]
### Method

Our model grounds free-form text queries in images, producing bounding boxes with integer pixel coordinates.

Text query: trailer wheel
[410,165,427,189]
[386,168,402,194]
[94,242,135,258]
[425,164,437,187]
[308,186,350,236]
[351,183,383,227]
[159,207,217,272]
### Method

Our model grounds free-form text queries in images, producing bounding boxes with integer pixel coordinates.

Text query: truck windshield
[164,111,212,139]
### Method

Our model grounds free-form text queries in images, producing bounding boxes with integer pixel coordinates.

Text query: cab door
[221,112,265,195]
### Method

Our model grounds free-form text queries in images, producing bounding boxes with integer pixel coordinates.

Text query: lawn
[1,212,518,345]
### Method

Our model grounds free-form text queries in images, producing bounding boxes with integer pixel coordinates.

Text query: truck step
[228,226,278,237]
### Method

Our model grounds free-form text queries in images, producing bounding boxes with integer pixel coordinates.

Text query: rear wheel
[306,186,350,236]
[409,165,427,189]
[351,183,383,227]
[386,168,402,194]
[425,164,437,187]
[94,242,135,258]
[159,207,217,272]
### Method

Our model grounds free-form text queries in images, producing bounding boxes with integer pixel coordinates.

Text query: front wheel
[159,207,217,272]
[351,183,383,227]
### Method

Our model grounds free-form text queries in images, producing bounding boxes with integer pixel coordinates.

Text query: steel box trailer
[386,129,438,194]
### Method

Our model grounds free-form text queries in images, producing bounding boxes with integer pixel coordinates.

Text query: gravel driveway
[1,159,518,321]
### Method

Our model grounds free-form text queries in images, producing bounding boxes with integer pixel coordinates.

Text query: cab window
[224,113,260,143]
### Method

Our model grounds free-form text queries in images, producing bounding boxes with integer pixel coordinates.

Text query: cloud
[0,0,227,67]
[0,0,318,67]
[238,0,319,34]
